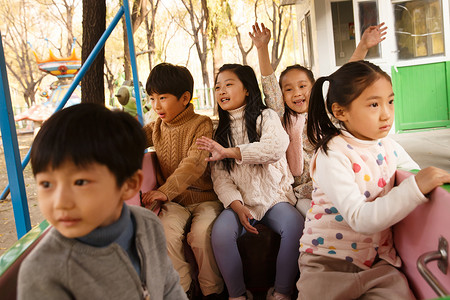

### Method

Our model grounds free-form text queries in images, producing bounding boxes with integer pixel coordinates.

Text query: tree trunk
[66,3,75,56]
[81,0,106,104]
[201,0,210,89]
[145,13,152,71]
[212,26,223,76]
[122,16,132,81]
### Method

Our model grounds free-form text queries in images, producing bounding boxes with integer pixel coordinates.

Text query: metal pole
[123,0,144,125]
[0,32,31,238]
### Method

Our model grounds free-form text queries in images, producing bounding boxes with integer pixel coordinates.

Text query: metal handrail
[417,236,449,297]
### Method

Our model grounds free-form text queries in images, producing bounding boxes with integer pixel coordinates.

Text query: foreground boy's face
[149,92,189,123]
[36,160,125,238]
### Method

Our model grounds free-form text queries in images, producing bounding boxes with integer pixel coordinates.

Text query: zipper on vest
[136,239,150,300]
[142,283,150,300]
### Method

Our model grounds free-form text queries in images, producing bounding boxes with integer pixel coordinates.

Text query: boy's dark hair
[307,60,391,154]
[31,103,146,186]
[214,64,267,172]
[279,65,315,129]
[146,63,194,103]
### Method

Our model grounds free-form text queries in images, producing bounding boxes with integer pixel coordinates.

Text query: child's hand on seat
[414,166,450,195]
[142,190,168,207]
[249,22,270,50]
[230,200,258,235]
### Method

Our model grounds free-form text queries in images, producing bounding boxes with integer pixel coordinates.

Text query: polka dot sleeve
[314,149,427,235]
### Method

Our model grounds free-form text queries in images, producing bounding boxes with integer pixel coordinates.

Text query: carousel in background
[14,39,81,134]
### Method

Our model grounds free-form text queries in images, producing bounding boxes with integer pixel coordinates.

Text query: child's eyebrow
[216,78,236,85]
[285,80,309,87]
[365,93,395,100]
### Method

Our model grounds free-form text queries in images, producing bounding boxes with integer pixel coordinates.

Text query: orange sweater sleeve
[157,118,213,201]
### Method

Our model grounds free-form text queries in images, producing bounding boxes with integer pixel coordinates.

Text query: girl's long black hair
[279,64,315,129]
[307,60,391,154]
[214,64,267,172]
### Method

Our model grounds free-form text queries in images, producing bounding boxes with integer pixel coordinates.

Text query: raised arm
[249,22,273,76]
[349,22,387,62]
[250,22,285,118]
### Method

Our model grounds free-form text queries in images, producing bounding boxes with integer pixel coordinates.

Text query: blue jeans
[211,202,304,297]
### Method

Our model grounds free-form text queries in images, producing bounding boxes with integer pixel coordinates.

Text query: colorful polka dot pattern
[300,135,401,270]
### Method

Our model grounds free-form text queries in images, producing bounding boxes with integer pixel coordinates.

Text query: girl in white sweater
[197,64,304,300]
[298,60,450,299]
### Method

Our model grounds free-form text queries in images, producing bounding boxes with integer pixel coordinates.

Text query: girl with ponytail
[297,60,450,299]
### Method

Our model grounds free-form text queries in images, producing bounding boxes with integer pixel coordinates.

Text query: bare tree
[264,0,290,71]
[152,5,180,63]
[122,0,159,80]
[143,0,160,71]
[1,0,47,107]
[209,0,225,75]
[104,59,120,106]
[224,0,254,66]
[179,0,211,89]
[35,0,81,56]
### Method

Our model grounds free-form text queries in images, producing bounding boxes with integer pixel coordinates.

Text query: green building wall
[391,62,450,132]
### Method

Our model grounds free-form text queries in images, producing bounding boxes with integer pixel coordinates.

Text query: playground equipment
[0,40,83,200]
[116,80,150,118]
[14,43,82,131]
[0,0,145,238]
[1,2,449,299]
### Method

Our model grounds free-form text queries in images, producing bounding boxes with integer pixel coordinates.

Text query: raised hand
[349,22,387,62]
[414,166,450,195]
[249,22,271,50]
[360,22,387,50]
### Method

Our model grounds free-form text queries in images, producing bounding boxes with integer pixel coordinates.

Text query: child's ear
[121,170,143,200]
[181,91,191,106]
[331,103,347,122]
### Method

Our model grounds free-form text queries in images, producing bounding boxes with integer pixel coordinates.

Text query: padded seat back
[393,170,450,299]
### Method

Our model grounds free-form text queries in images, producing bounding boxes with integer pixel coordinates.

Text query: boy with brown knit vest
[142,63,224,299]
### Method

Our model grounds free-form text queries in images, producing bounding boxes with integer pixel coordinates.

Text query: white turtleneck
[211,106,296,220]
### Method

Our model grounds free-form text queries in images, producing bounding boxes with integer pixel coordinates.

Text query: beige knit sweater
[211,106,296,220]
[143,104,218,206]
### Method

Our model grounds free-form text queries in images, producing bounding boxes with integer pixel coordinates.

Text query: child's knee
[278,205,305,232]
[186,223,211,247]
[160,215,190,244]
[211,224,235,249]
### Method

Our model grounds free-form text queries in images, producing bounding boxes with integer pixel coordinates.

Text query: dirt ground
[0,133,44,256]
